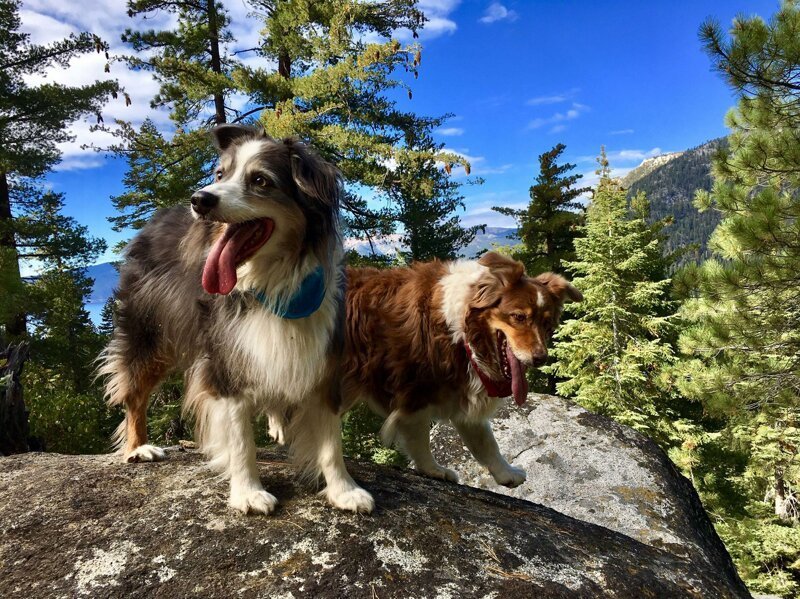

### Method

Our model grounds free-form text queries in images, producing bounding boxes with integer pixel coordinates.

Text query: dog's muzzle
[191,190,219,216]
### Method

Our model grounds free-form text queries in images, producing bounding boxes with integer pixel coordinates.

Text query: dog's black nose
[191,190,219,216]
[531,351,547,367]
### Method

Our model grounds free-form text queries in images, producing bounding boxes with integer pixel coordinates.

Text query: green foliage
[0,0,117,338]
[550,150,685,447]
[389,117,484,262]
[111,0,475,249]
[491,143,586,392]
[493,143,587,276]
[716,518,800,597]
[675,3,800,593]
[341,403,406,466]
[22,269,115,453]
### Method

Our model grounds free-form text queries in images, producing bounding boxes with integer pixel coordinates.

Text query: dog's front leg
[289,399,374,513]
[385,411,459,483]
[203,397,278,515]
[452,419,526,488]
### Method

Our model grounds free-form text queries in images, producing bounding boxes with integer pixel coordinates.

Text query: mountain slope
[626,139,725,262]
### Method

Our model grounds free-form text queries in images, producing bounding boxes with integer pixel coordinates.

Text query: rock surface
[430,393,746,595]
[1,445,749,598]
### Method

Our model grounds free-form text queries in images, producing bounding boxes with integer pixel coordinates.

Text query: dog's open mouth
[496,330,529,406]
[202,218,274,295]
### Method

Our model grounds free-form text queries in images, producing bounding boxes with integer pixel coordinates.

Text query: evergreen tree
[0,0,117,338]
[493,143,587,275]
[388,116,483,262]
[551,149,682,445]
[99,296,116,338]
[108,0,239,230]
[110,0,471,241]
[675,4,800,594]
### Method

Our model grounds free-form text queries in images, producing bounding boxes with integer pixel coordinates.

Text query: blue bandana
[253,266,326,319]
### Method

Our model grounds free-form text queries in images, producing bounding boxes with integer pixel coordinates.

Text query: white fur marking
[438,261,488,344]
[536,287,546,308]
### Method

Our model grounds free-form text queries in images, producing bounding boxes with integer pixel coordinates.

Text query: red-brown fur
[343,261,465,415]
[342,251,581,485]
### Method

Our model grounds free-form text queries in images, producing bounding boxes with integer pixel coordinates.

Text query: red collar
[464,343,512,398]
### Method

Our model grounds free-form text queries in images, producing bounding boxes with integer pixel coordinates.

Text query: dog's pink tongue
[506,345,529,406]
[202,221,272,295]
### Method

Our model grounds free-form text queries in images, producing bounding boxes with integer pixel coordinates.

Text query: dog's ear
[284,138,341,208]
[470,252,526,310]
[210,123,263,152]
[534,272,583,303]
[478,251,525,286]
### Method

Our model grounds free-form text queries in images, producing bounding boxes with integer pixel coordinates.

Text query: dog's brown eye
[215,170,223,181]
[253,175,269,188]
[511,313,526,323]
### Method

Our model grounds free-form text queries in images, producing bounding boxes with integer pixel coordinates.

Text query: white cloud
[435,127,464,136]
[610,128,635,135]
[462,192,525,227]
[394,0,460,40]
[526,102,589,130]
[526,87,580,106]
[479,3,518,24]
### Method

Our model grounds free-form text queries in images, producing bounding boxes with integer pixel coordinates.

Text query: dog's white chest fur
[232,294,337,401]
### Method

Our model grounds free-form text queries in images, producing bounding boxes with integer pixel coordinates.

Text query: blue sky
[19,0,779,264]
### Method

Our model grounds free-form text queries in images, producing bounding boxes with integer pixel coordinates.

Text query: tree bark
[0,342,31,455]
[206,0,227,124]
[0,170,26,338]
[774,469,792,520]
[278,51,291,79]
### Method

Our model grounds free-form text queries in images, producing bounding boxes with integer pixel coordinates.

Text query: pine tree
[493,143,588,275]
[681,0,800,509]
[551,149,682,445]
[108,0,240,230]
[0,0,117,339]
[388,116,483,262]
[675,5,800,593]
[110,0,471,241]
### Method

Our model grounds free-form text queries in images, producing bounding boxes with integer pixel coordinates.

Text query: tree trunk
[0,171,26,338]
[206,0,227,124]
[0,342,31,455]
[774,470,792,520]
[279,51,291,79]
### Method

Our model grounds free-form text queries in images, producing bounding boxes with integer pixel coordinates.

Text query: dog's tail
[95,339,133,453]
[380,409,404,449]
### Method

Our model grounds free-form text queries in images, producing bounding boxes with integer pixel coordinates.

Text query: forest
[1,0,800,595]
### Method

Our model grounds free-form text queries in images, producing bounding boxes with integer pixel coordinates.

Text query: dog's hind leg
[289,393,374,514]
[452,418,526,488]
[99,342,168,463]
[385,410,459,483]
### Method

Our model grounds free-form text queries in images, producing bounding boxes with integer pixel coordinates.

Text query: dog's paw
[493,465,527,488]
[418,464,460,484]
[326,486,374,514]
[229,488,278,515]
[124,444,166,463]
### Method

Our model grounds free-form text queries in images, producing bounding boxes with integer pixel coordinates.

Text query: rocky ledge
[1,441,748,597]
